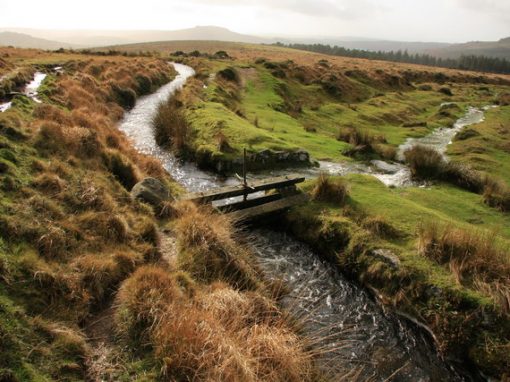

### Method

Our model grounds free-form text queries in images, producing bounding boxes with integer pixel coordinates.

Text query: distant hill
[0,26,267,48]
[1,27,508,60]
[429,37,510,59]
[0,31,76,49]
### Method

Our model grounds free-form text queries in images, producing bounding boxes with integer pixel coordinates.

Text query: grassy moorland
[120,41,509,173]
[98,41,510,378]
[0,47,323,381]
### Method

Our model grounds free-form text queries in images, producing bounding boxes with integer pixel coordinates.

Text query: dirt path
[83,306,127,382]
[83,228,178,381]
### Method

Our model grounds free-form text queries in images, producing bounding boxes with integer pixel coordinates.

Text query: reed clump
[174,201,260,290]
[418,222,510,312]
[152,94,190,154]
[115,268,315,382]
[311,173,349,205]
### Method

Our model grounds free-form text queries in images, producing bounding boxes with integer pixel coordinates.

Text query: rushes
[173,201,260,290]
[311,173,349,205]
[418,222,510,313]
[152,94,190,154]
[115,269,315,382]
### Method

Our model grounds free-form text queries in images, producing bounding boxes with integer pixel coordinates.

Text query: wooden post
[243,148,247,201]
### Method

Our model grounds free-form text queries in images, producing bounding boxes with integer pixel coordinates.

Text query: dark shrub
[111,84,136,109]
[104,150,139,190]
[439,87,453,96]
[217,67,239,83]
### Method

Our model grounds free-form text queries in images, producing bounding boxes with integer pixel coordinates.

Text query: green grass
[296,172,510,306]
[449,105,510,186]
[184,59,506,165]
[301,174,510,240]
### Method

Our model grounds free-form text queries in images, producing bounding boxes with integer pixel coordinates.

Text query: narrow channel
[119,63,487,381]
[0,71,47,112]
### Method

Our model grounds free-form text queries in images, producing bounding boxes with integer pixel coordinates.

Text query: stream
[0,71,47,112]
[119,63,489,381]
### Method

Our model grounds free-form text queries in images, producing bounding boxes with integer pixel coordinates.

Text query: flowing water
[118,63,489,380]
[396,106,489,161]
[0,71,47,112]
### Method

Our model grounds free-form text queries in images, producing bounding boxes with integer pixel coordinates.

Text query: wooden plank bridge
[182,174,309,221]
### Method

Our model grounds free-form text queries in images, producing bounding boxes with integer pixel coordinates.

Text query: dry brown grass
[418,222,510,312]
[152,94,190,154]
[77,212,130,244]
[95,41,510,84]
[174,201,261,290]
[311,173,349,205]
[115,267,315,381]
[114,265,184,344]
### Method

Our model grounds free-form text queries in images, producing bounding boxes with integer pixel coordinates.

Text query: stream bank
[278,205,508,379]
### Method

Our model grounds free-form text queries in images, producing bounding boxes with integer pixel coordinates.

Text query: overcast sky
[1,0,509,42]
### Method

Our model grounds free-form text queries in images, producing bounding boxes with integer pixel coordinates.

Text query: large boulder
[131,177,172,207]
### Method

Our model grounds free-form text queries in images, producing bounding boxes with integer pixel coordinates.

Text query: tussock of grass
[77,212,130,244]
[483,178,510,212]
[362,215,403,240]
[174,201,261,290]
[152,94,189,154]
[116,267,315,381]
[72,251,140,307]
[311,173,349,205]
[418,222,510,312]
[115,265,183,345]
[404,145,445,179]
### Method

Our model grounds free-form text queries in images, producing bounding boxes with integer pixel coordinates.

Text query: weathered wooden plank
[182,175,305,204]
[215,193,283,213]
[226,193,309,221]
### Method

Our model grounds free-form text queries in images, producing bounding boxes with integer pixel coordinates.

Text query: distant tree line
[274,42,510,75]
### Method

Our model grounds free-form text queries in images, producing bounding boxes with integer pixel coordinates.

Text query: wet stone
[371,249,401,269]
[131,177,173,207]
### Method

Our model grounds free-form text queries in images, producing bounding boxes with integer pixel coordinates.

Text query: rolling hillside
[0,26,267,48]
[429,37,510,59]
[0,31,75,49]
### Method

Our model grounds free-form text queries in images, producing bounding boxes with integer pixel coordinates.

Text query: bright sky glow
[0,0,509,42]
